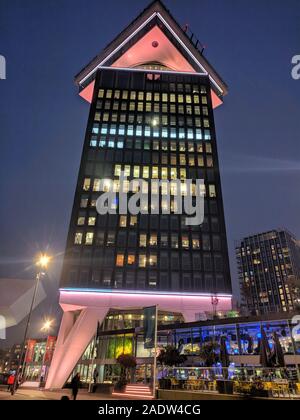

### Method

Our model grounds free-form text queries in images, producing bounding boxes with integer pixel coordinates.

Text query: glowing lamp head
[36,254,51,269]
[41,318,54,332]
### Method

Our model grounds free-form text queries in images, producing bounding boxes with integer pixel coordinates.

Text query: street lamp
[12,254,51,394]
[41,318,54,333]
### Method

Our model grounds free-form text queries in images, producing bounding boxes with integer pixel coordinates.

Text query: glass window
[139,254,147,268]
[85,232,94,245]
[88,217,96,226]
[149,254,157,266]
[130,216,137,226]
[139,234,147,247]
[74,232,83,244]
[77,216,85,226]
[143,167,149,178]
[182,236,190,248]
[83,178,91,191]
[149,234,157,246]
[209,185,216,198]
[116,254,124,267]
[119,216,127,227]
[127,255,135,265]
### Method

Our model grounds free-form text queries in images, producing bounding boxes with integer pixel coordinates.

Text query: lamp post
[11,254,50,395]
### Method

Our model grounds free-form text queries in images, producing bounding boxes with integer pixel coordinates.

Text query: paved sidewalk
[0,387,118,400]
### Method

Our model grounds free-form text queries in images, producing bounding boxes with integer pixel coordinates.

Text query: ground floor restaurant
[69,312,300,388]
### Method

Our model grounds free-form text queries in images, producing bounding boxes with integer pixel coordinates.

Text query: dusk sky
[1,0,300,346]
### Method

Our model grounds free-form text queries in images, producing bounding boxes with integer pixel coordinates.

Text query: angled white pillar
[46,289,232,389]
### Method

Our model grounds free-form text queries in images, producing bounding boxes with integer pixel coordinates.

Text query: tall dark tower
[47,1,232,389]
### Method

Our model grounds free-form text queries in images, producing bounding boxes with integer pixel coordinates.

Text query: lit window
[133,166,140,178]
[102,179,112,192]
[192,238,200,249]
[113,179,120,192]
[170,167,177,180]
[187,129,194,139]
[74,232,83,244]
[182,236,189,248]
[85,232,94,245]
[88,217,96,226]
[196,129,202,140]
[189,156,195,166]
[83,178,91,191]
[179,142,186,152]
[100,124,107,134]
[144,126,151,137]
[193,95,200,104]
[98,89,104,98]
[116,254,125,267]
[93,179,101,191]
[149,254,157,266]
[161,168,168,179]
[179,154,186,165]
[198,155,204,167]
[197,143,203,153]
[139,254,147,268]
[149,234,157,246]
[130,216,137,226]
[99,139,106,148]
[206,143,212,153]
[204,129,211,140]
[119,216,127,227]
[142,167,149,178]
[127,125,134,136]
[139,234,147,247]
[124,165,131,177]
[80,197,88,208]
[152,167,159,179]
[127,255,136,265]
[209,185,216,198]
[114,165,121,177]
[180,169,186,180]
[77,216,85,225]
[118,125,125,136]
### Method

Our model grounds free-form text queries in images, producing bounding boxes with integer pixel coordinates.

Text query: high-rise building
[237,229,300,315]
[46,0,232,389]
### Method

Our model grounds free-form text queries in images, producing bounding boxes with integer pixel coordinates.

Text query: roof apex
[75,0,228,96]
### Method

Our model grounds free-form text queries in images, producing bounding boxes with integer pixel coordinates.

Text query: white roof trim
[79,11,223,95]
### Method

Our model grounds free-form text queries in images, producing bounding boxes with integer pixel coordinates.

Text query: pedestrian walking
[71,373,80,400]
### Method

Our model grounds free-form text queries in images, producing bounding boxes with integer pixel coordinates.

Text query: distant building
[0,337,56,385]
[236,229,300,315]
[0,343,22,373]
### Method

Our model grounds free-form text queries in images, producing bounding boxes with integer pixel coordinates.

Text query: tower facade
[237,229,300,315]
[46,0,232,389]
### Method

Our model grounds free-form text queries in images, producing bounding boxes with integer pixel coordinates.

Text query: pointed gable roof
[75,0,227,104]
